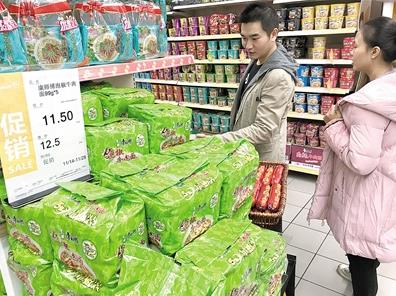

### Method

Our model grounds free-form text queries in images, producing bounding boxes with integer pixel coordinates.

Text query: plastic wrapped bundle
[0,0,27,72]
[81,91,104,124]
[8,0,84,70]
[75,0,134,65]
[153,0,167,56]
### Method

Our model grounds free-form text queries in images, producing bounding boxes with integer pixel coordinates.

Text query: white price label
[0,69,90,207]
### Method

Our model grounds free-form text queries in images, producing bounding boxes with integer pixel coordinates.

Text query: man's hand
[324,105,343,124]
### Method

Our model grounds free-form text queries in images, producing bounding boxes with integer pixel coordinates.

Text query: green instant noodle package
[92,87,155,119]
[163,138,259,219]
[101,156,222,255]
[43,181,147,284]
[1,197,53,261]
[81,92,104,124]
[127,104,192,153]
[0,272,6,295]
[85,118,149,174]
[7,239,52,296]
[175,219,287,296]
[80,81,112,93]
[0,177,6,226]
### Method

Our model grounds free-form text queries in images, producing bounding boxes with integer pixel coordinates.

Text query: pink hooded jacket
[308,71,396,263]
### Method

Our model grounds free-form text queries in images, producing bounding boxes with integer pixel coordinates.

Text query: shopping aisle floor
[285,172,396,296]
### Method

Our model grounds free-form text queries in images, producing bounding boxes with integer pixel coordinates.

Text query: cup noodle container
[312,48,326,59]
[345,15,358,29]
[315,17,328,30]
[313,37,327,49]
[330,4,346,17]
[302,6,314,19]
[329,16,344,29]
[315,5,330,17]
[347,3,360,16]
[301,18,314,30]
[326,48,341,59]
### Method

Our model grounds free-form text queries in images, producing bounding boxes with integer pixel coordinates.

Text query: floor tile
[296,279,345,296]
[378,262,396,280]
[303,255,353,295]
[295,276,301,288]
[377,275,396,296]
[282,221,290,233]
[283,224,326,253]
[283,204,303,223]
[286,188,312,208]
[286,245,315,277]
[287,176,295,185]
[304,198,312,209]
[318,235,348,264]
[288,174,317,195]
[294,208,330,234]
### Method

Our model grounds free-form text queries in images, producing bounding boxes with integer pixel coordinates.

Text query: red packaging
[188,48,197,58]
[195,41,206,50]
[219,24,230,34]
[187,41,196,49]
[321,104,332,115]
[253,165,266,204]
[165,85,174,94]
[324,67,339,79]
[299,123,308,133]
[164,68,173,80]
[173,86,183,102]
[262,166,274,185]
[341,47,353,60]
[291,145,324,166]
[324,77,338,88]
[209,14,220,26]
[151,70,159,79]
[306,123,319,137]
[343,37,355,47]
[210,25,220,35]
[196,50,206,60]
[178,42,187,51]
[271,165,284,184]
[294,133,307,145]
[307,137,320,147]
[153,90,160,100]
[256,183,271,210]
[268,183,282,211]
[158,69,165,80]
[151,84,159,92]
[321,95,335,105]
[218,14,228,25]
[340,67,355,79]
[227,13,237,24]
[158,85,166,92]
[286,144,292,161]
[326,48,341,59]
[159,92,166,100]
[339,77,354,89]
[229,23,241,33]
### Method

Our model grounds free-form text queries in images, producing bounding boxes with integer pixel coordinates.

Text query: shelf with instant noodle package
[288,164,320,175]
[295,86,351,95]
[172,0,258,11]
[273,0,332,4]
[134,78,240,89]
[155,99,232,111]
[278,28,357,37]
[168,34,241,41]
[287,111,324,121]
[78,55,195,81]
[195,58,353,65]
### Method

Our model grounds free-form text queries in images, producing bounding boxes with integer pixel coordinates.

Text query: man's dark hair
[240,3,279,36]
[362,16,396,63]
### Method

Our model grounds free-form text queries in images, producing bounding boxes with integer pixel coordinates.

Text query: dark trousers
[347,254,380,296]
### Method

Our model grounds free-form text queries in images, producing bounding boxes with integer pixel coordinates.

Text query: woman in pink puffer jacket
[308,17,396,296]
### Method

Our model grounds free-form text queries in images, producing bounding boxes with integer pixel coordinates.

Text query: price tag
[0,69,90,207]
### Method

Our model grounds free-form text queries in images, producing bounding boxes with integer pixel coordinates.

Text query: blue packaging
[297,65,310,77]
[294,103,308,113]
[297,76,309,87]
[307,93,321,105]
[294,93,306,103]
[310,77,323,88]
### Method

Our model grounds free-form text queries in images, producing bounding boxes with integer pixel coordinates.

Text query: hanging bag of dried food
[75,0,134,65]
[133,1,159,60]
[0,0,27,72]
[153,0,167,56]
[8,0,84,70]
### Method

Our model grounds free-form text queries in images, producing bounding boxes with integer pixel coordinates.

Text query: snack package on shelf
[175,219,287,296]
[8,238,52,296]
[0,0,27,72]
[100,156,223,256]
[43,181,147,284]
[80,81,112,93]
[91,87,155,120]
[75,0,134,65]
[162,138,259,220]
[81,91,104,124]
[154,0,167,56]
[85,118,149,174]
[127,104,191,153]
[8,0,84,70]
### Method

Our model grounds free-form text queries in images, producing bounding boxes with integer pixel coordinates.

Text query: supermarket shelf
[273,0,335,4]
[296,59,353,65]
[168,34,240,41]
[173,0,257,10]
[295,86,350,95]
[155,100,232,111]
[288,164,319,175]
[135,78,178,85]
[287,112,324,121]
[278,28,356,37]
[195,59,251,64]
[166,11,187,16]
[78,55,194,81]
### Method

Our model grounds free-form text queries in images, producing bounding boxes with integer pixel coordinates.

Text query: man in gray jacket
[219,3,298,162]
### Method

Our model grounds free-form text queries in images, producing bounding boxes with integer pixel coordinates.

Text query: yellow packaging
[301,18,314,30]
[313,36,327,48]
[315,5,330,17]
[345,15,358,29]
[302,6,315,19]
[312,47,326,59]
[307,48,313,59]
[347,2,360,16]
[315,17,329,30]
[329,16,344,29]
[331,4,346,17]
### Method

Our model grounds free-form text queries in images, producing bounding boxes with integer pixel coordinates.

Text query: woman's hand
[324,105,343,124]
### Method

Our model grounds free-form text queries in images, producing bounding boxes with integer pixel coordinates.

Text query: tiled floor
[285,172,396,296]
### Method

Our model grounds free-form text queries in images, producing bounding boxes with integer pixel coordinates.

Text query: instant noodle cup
[312,48,326,59]
[315,17,328,30]
[324,67,339,79]
[225,65,238,75]
[188,17,199,27]
[219,40,230,50]
[345,15,358,29]
[315,5,330,17]
[196,73,206,83]
[340,67,355,79]
[331,4,346,17]
[323,77,338,88]
[276,8,288,20]
[297,65,310,77]
[189,26,199,36]
[209,88,219,97]
[339,77,354,89]
[202,124,211,132]
[230,39,241,50]
[219,24,229,34]
[288,7,302,19]
[178,42,188,51]
[288,19,302,31]
[190,87,198,98]
[228,49,239,59]
[206,73,215,82]
[294,93,306,103]
[226,74,237,83]
[210,26,220,35]
[195,64,206,73]
[310,66,324,78]
[341,47,353,60]
[294,103,307,113]
[228,89,237,100]
[211,124,220,133]
[168,28,177,37]
[197,87,208,98]
[347,3,360,16]
[217,97,227,107]
[207,50,218,60]
[297,76,309,87]
[209,97,217,105]
[302,6,314,19]
[310,77,323,87]
[307,93,321,105]
[198,16,209,26]
[279,20,286,32]
[207,41,218,51]
[229,23,241,33]
[218,50,228,60]
[308,104,320,114]
[196,41,206,50]
[214,64,225,73]
[326,48,341,59]
[199,25,209,35]
[187,73,196,82]
[180,18,188,27]
[179,73,187,81]
[199,96,209,105]
[301,18,314,30]
[215,74,225,83]
[329,16,344,29]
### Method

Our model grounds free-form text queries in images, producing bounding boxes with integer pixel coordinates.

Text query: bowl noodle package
[175,219,287,296]
[100,156,223,256]
[43,181,147,283]
[85,118,149,174]
[1,195,53,261]
[8,0,84,70]
[162,138,259,220]
[81,91,104,124]
[74,0,134,65]
[91,86,155,119]
[127,104,192,153]
[0,0,27,73]
[7,238,52,296]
